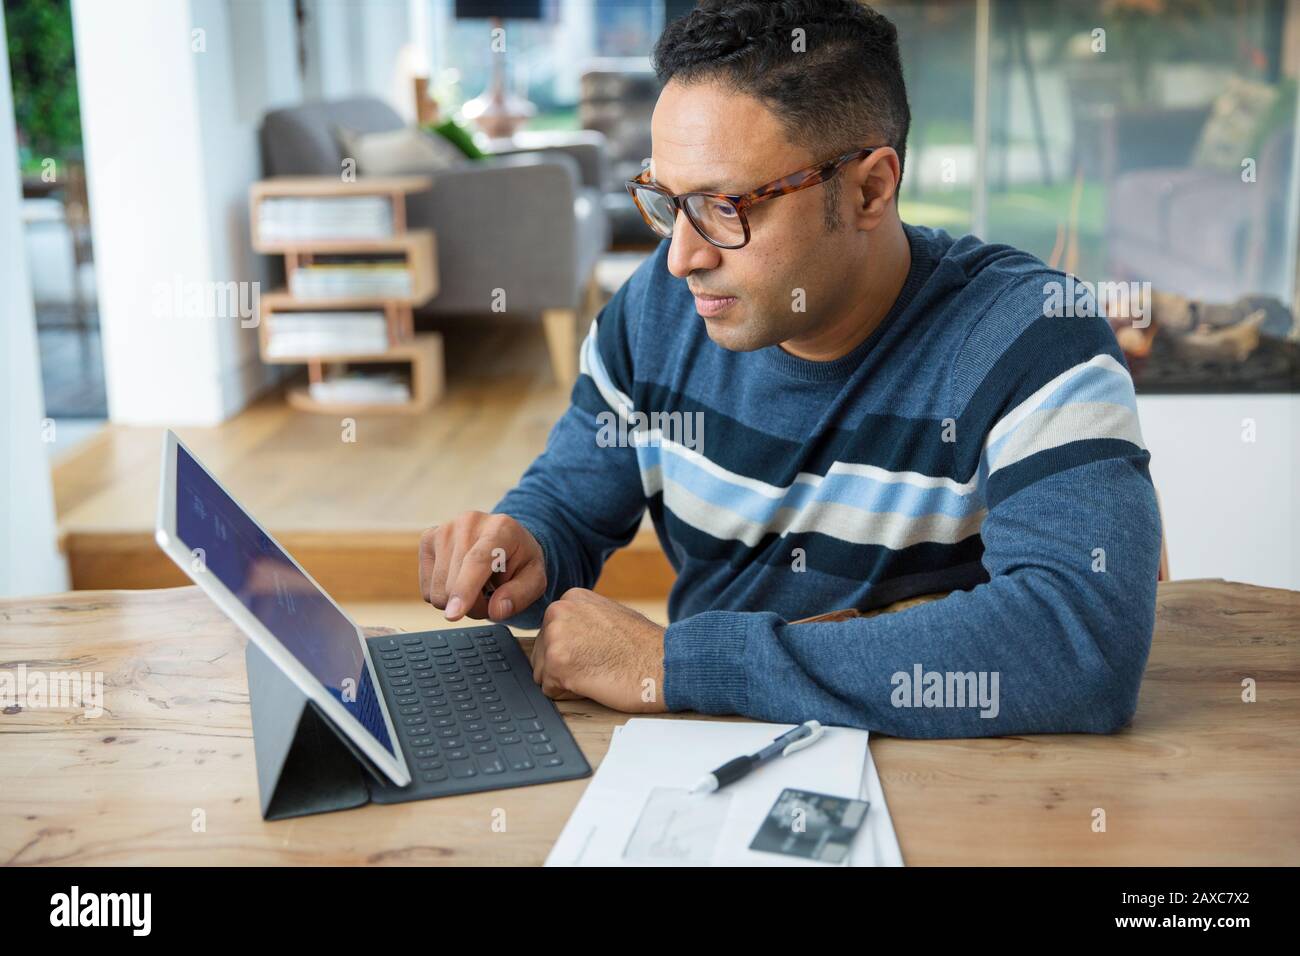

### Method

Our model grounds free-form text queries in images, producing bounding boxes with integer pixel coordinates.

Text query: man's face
[649,78,863,352]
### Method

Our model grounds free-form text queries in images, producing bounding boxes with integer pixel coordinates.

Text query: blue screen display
[175,443,396,757]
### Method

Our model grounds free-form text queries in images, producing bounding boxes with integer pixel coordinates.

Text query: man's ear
[854,147,901,229]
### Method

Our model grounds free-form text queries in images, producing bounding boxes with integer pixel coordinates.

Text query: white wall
[193,0,301,419]
[1,10,69,597]
[302,0,414,118]
[1139,394,1299,590]
[71,0,300,425]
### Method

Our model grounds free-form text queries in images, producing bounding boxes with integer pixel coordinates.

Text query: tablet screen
[174,443,396,757]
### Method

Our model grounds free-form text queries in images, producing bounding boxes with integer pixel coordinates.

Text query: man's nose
[666,211,722,279]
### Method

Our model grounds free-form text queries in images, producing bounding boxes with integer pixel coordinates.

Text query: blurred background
[3,0,1297,607]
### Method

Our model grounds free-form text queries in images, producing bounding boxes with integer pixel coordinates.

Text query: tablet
[155,430,410,787]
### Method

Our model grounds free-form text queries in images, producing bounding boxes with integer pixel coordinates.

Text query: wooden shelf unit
[249,176,443,414]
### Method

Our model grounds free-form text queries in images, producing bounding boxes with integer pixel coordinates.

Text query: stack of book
[264,311,389,358]
[308,372,411,406]
[289,258,413,299]
[257,196,394,241]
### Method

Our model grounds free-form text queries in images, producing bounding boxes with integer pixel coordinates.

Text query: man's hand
[531,588,667,714]
[418,512,545,622]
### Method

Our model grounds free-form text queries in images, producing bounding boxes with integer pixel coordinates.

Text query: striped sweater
[494,225,1161,737]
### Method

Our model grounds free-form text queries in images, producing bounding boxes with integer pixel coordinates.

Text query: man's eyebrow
[650,175,735,194]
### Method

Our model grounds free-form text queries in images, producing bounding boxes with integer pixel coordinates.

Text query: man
[418,0,1160,737]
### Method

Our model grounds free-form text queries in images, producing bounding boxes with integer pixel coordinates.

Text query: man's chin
[700,311,775,353]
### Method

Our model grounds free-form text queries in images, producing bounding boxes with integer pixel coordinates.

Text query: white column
[71,0,298,425]
[0,9,69,597]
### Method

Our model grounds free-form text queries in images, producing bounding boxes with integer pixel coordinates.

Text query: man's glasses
[625,146,881,250]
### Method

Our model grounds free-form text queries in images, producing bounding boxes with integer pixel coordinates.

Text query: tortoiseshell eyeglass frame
[625,146,881,249]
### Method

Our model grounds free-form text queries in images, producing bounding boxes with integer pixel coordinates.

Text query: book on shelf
[308,372,411,406]
[257,196,394,241]
[289,255,413,299]
[265,310,391,358]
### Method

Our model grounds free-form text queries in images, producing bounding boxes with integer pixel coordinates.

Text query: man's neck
[779,219,912,363]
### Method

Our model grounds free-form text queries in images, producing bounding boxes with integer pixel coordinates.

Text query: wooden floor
[53,322,673,602]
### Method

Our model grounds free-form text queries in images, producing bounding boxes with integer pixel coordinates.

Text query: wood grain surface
[1,579,1296,865]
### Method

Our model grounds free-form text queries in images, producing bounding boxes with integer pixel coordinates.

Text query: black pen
[689,720,826,794]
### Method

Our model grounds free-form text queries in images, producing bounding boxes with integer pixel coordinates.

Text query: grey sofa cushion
[261,98,407,177]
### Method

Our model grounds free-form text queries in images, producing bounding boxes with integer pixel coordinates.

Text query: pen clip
[781,720,824,757]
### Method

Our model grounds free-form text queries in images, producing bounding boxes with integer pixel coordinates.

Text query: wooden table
[2,580,1296,865]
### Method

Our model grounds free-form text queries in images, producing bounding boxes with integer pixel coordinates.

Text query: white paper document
[546,718,903,867]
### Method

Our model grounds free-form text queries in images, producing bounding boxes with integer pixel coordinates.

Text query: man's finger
[488,558,546,620]
[445,537,503,621]
[427,526,453,608]
[418,528,437,604]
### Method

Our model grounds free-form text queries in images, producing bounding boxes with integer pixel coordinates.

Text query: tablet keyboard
[365,624,591,803]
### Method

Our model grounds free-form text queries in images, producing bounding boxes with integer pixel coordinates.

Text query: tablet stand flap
[245,642,370,821]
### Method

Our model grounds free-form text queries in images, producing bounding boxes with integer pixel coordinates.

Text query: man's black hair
[652,0,911,229]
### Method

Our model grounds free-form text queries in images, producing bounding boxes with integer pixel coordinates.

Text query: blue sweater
[494,225,1160,737]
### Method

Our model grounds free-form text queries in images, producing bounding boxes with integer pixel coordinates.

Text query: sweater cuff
[663,611,750,714]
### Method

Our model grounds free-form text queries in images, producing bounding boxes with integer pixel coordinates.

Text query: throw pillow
[335,125,467,176]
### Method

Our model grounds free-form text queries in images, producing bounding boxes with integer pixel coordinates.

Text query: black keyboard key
[451,764,477,779]
[478,756,506,774]
[445,749,469,761]
[540,756,563,768]
[448,632,474,650]
[472,743,496,755]
[520,719,543,733]
[492,723,516,734]
[422,769,449,782]
[526,732,549,744]
[531,743,556,755]
[400,636,422,646]
[410,736,433,747]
